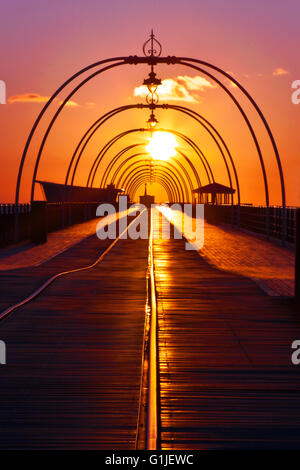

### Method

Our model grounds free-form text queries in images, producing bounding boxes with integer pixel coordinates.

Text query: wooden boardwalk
[0,233,148,449]
[154,234,300,450]
[0,209,300,450]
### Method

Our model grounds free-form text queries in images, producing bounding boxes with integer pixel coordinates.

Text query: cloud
[59,99,79,107]
[7,93,50,104]
[8,92,79,107]
[273,67,289,76]
[134,75,215,103]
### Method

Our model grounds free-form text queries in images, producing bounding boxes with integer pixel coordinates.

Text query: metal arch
[30,61,126,202]
[90,127,211,187]
[66,105,136,185]
[15,52,285,239]
[128,174,174,203]
[116,160,189,202]
[127,173,176,204]
[64,102,238,203]
[176,57,285,211]
[126,56,285,210]
[177,60,270,207]
[167,129,214,181]
[88,128,209,189]
[88,128,206,188]
[15,56,129,205]
[127,170,179,203]
[101,143,200,191]
[124,166,184,202]
[88,129,142,187]
[130,177,172,202]
[67,103,228,189]
[129,176,173,203]
[110,152,193,201]
[17,54,284,210]
[125,168,181,202]
[167,105,239,205]
[101,145,140,187]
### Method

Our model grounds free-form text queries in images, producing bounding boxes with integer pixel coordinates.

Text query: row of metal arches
[62,104,238,203]
[15,55,285,211]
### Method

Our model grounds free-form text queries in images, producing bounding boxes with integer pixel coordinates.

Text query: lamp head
[147,112,158,129]
[143,71,162,94]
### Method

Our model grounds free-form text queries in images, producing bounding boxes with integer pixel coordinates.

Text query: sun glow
[146,132,178,161]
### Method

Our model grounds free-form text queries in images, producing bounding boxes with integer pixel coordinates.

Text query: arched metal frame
[127,173,175,203]
[88,128,209,189]
[110,152,193,201]
[66,105,137,185]
[128,175,173,203]
[124,167,183,202]
[65,103,239,203]
[127,170,178,203]
[118,162,188,202]
[100,143,200,194]
[15,53,286,242]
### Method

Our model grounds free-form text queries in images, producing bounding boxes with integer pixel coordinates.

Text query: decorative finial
[143,30,162,57]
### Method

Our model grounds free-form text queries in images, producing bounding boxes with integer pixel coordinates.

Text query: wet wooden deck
[154,235,300,450]
[0,209,300,450]
[0,234,148,449]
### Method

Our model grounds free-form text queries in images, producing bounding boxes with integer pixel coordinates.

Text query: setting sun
[146,132,178,161]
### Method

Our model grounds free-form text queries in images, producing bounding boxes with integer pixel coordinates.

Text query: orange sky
[0,0,299,206]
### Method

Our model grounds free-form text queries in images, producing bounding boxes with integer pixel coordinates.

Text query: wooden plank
[154,236,300,450]
[0,235,148,449]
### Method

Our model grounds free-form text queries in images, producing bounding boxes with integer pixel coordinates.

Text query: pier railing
[0,202,100,247]
[0,203,31,247]
[204,204,296,245]
[0,202,297,248]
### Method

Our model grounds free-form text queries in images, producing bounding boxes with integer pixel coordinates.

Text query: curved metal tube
[17,55,284,215]
[89,128,208,189]
[15,56,128,204]
[125,168,181,202]
[110,153,193,201]
[118,161,187,202]
[67,103,232,193]
[127,174,174,203]
[170,105,239,204]
[176,57,285,210]
[101,143,200,191]
[127,173,176,203]
[129,176,173,203]
[66,105,135,185]
[126,167,183,202]
[30,61,126,201]
[177,60,269,207]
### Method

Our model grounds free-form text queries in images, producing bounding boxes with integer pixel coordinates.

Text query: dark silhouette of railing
[0,203,31,247]
[204,204,296,244]
[0,202,99,247]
